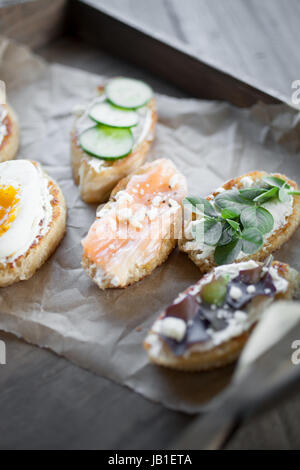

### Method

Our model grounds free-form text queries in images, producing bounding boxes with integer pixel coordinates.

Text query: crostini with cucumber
[179,171,300,272]
[71,77,157,204]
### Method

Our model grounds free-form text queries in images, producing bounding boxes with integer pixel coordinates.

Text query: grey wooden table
[1,0,300,450]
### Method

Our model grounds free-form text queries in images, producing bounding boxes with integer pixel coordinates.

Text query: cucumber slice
[106,78,153,109]
[79,125,133,160]
[89,101,138,128]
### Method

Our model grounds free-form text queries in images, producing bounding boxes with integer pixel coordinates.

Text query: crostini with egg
[179,171,300,272]
[82,158,187,289]
[71,77,157,204]
[0,103,19,163]
[144,258,299,371]
[0,160,67,287]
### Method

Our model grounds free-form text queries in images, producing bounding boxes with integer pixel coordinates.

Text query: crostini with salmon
[82,158,187,289]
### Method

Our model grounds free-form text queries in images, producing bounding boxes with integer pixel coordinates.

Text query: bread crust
[71,97,157,203]
[179,171,300,273]
[0,162,67,287]
[82,238,176,290]
[144,261,300,371]
[0,103,19,163]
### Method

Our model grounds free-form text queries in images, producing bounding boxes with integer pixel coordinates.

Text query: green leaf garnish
[239,188,268,201]
[278,183,291,203]
[214,239,243,265]
[203,219,223,246]
[253,187,279,204]
[221,208,239,219]
[215,189,253,215]
[240,206,274,234]
[262,175,290,189]
[241,227,264,254]
[226,219,240,232]
[217,224,237,246]
[183,196,218,218]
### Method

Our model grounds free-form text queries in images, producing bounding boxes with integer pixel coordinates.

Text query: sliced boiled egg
[0,160,46,259]
[0,185,20,236]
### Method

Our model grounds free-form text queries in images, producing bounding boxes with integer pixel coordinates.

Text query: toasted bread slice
[179,171,300,273]
[82,158,187,289]
[144,260,299,371]
[0,103,19,163]
[0,161,67,287]
[71,90,157,204]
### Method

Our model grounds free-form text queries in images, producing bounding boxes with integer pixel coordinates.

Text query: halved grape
[201,276,229,306]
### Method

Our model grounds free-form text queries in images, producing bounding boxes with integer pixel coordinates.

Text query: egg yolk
[0,185,20,237]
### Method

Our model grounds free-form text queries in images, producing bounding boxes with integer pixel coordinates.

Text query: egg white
[0,160,47,259]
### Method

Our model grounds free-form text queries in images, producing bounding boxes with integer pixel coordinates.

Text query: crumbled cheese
[129,207,146,229]
[269,266,288,293]
[247,285,256,294]
[215,186,225,193]
[264,288,271,294]
[240,176,253,188]
[108,217,117,231]
[148,207,158,221]
[229,285,243,300]
[117,207,132,221]
[152,195,162,207]
[168,198,180,213]
[115,190,133,203]
[159,317,187,342]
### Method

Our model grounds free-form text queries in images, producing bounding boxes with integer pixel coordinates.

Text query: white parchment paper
[1,38,300,413]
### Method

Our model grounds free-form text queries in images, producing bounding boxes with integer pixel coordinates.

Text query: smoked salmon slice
[82,158,187,288]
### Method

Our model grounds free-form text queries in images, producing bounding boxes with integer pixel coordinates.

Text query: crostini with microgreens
[179,171,300,272]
